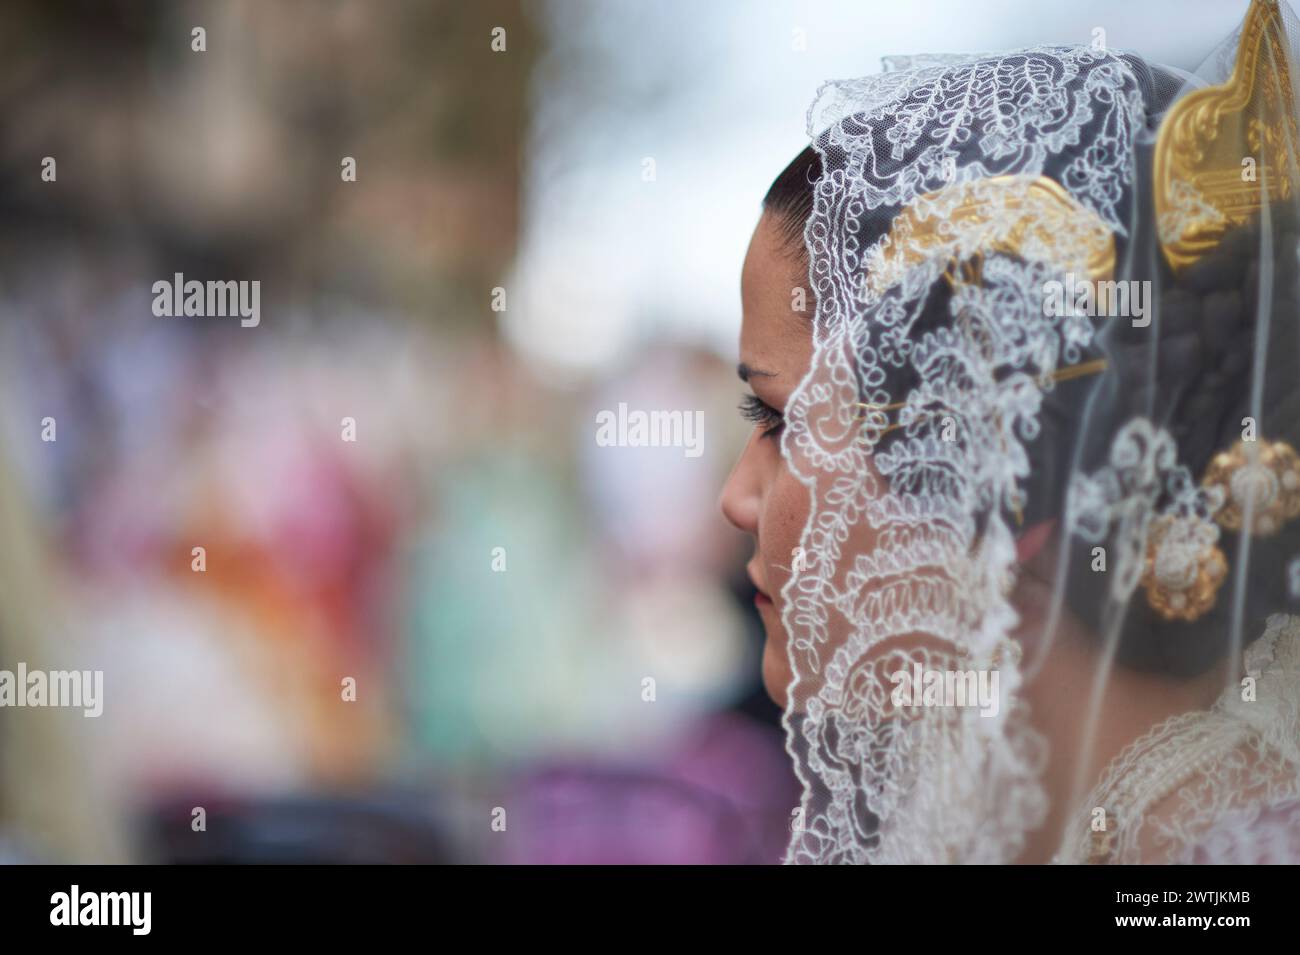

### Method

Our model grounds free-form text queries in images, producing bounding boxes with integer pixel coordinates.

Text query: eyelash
[739,393,785,438]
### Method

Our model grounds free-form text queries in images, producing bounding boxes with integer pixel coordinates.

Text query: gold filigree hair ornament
[1203,438,1300,535]
[1140,513,1230,622]
[863,174,1117,303]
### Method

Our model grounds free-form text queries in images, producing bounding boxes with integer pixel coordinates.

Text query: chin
[761,634,792,708]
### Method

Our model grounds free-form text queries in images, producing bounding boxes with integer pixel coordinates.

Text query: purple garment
[501,713,799,864]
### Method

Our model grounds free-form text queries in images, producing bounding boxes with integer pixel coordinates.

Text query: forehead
[740,213,811,376]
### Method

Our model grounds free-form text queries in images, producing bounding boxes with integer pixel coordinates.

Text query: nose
[720,431,762,535]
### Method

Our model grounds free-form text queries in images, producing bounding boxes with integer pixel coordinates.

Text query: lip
[747,563,772,606]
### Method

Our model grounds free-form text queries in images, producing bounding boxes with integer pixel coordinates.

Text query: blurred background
[0,0,1250,863]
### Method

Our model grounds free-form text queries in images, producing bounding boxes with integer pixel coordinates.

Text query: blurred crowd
[0,0,795,864]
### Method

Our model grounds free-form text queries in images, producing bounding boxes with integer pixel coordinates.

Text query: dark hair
[762,144,821,258]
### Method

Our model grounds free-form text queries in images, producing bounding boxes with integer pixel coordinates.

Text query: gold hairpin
[853,357,1110,436]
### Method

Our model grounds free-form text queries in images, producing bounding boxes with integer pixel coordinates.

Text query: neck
[1011,567,1229,863]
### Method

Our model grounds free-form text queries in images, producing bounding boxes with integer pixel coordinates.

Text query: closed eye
[739,393,785,438]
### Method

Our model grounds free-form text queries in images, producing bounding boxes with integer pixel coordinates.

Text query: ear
[1015,520,1056,566]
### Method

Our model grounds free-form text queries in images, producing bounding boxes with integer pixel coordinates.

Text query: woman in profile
[722,0,1300,863]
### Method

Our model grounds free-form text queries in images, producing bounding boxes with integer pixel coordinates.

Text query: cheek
[762,454,888,634]
[759,464,810,597]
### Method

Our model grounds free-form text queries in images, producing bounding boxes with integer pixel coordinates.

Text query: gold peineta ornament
[1153,0,1300,271]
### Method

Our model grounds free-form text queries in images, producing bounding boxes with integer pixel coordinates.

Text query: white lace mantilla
[785,45,1148,866]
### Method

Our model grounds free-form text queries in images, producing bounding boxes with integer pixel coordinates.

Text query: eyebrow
[737,362,778,383]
